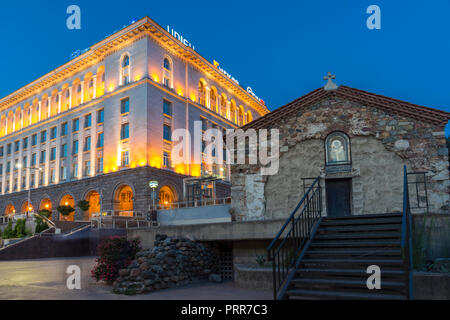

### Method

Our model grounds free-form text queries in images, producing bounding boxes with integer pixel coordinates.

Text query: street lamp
[15,163,42,216]
[149,180,159,209]
[149,180,159,225]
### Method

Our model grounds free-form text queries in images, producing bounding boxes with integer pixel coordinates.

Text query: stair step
[315,232,400,240]
[296,268,405,276]
[311,240,401,248]
[286,288,406,300]
[319,224,401,233]
[291,278,405,288]
[320,217,402,226]
[302,258,404,265]
[324,213,402,220]
[306,249,402,257]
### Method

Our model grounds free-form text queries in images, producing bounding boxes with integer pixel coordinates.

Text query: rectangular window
[163,100,172,116]
[21,176,26,189]
[50,147,56,161]
[30,174,35,188]
[84,160,91,176]
[121,98,130,114]
[72,163,78,178]
[40,150,46,164]
[0,146,3,157]
[61,122,68,136]
[61,144,67,158]
[39,171,44,185]
[84,114,92,128]
[14,159,19,171]
[0,164,3,175]
[201,118,208,131]
[72,140,79,155]
[22,156,27,168]
[14,140,20,153]
[97,109,104,124]
[163,124,172,141]
[50,127,57,140]
[31,153,37,167]
[72,118,79,132]
[120,123,129,140]
[50,169,55,184]
[23,137,28,150]
[97,132,104,148]
[31,134,37,146]
[84,136,91,152]
[60,166,67,181]
[6,143,11,155]
[97,157,103,173]
[41,130,47,143]
[163,151,171,169]
[121,150,129,167]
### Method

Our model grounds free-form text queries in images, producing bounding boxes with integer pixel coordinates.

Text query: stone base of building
[0,166,230,221]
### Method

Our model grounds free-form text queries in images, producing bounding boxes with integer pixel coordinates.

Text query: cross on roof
[323,72,338,91]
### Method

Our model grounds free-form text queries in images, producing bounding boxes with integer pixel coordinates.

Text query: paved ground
[0,257,271,300]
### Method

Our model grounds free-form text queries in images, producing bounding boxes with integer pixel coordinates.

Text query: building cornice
[0,17,269,116]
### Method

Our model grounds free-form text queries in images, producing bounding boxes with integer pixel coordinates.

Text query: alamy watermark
[172,123,280,176]
[66,5,81,30]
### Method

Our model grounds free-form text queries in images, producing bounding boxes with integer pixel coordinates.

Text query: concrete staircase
[285,213,408,300]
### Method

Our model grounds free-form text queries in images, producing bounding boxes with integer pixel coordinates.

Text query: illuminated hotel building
[0,17,269,220]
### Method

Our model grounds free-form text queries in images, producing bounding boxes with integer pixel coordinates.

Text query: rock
[208,274,222,283]
[119,269,129,277]
[113,234,219,295]
[130,268,140,277]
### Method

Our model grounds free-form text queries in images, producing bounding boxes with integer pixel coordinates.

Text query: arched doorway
[21,201,33,214]
[5,204,16,217]
[159,185,177,209]
[114,185,133,216]
[85,190,101,220]
[39,198,53,220]
[59,195,75,221]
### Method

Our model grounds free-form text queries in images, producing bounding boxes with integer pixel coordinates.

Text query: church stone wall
[231,96,449,220]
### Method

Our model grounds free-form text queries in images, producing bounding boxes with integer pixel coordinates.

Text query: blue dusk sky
[1,0,449,134]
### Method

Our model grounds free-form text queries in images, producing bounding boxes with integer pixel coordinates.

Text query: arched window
[238,106,244,126]
[210,87,218,111]
[198,80,206,106]
[325,132,351,165]
[163,58,171,70]
[230,100,237,124]
[246,111,253,123]
[220,95,227,118]
[162,56,173,88]
[120,54,130,85]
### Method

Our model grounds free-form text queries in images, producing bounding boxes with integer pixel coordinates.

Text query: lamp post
[16,163,42,217]
[149,180,159,225]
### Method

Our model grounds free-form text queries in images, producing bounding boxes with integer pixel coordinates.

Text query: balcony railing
[150,197,231,211]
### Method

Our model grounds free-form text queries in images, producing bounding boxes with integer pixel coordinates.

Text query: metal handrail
[401,165,414,300]
[149,197,231,211]
[267,176,322,300]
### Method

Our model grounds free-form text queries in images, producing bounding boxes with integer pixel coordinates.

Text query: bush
[78,200,90,212]
[57,205,75,217]
[35,211,51,234]
[1,219,31,239]
[91,236,141,284]
[3,220,15,239]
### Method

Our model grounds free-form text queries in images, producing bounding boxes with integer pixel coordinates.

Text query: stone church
[231,76,450,220]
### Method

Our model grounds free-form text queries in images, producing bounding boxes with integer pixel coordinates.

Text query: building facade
[231,82,449,220]
[0,17,268,221]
